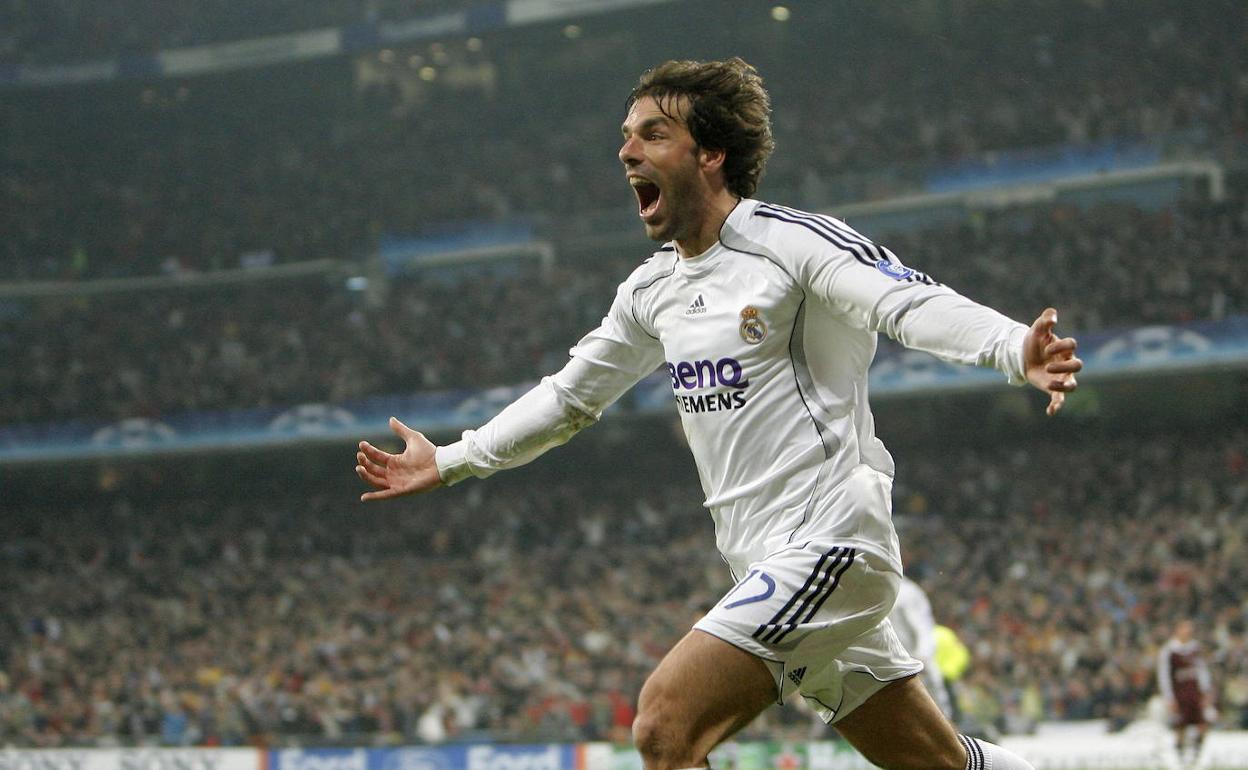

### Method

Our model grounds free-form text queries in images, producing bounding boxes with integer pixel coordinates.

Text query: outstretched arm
[354,265,666,501]
[356,417,442,501]
[353,374,598,502]
[1022,307,1082,416]
[774,215,1083,415]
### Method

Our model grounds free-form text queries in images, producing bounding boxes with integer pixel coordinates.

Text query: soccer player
[1158,619,1215,768]
[355,58,1081,770]
[889,576,953,719]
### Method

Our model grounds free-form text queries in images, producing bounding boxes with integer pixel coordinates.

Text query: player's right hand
[355,416,443,501]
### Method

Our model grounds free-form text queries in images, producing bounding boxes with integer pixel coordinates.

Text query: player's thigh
[634,629,777,761]
[833,675,965,770]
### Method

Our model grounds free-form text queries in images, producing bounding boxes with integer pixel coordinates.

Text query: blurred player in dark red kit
[1157,619,1215,768]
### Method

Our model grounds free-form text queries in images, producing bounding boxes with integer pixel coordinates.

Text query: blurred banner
[924,139,1162,194]
[0,0,678,90]
[0,749,262,770]
[157,29,342,76]
[2,316,1246,463]
[270,746,593,770]
[7,735,1248,770]
[378,223,542,277]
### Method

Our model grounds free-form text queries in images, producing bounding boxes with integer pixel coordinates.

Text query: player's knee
[632,708,701,770]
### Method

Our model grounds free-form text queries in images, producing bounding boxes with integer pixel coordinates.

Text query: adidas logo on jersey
[787,666,806,687]
[686,294,707,315]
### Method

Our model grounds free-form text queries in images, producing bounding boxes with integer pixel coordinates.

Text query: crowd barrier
[7,729,1248,770]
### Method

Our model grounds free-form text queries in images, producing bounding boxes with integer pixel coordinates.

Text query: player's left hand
[1023,307,1082,416]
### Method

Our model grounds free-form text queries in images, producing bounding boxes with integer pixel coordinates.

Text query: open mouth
[630,178,662,220]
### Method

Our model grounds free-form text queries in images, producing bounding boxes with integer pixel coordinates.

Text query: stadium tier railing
[825,159,1224,237]
[0,258,348,299]
[0,0,679,90]
[1,315,1245,465]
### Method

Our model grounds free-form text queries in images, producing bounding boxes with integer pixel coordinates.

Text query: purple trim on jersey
[755,204,939,287]
[783,297,833,543]
[755,546,854,643]
[762,202,891,264]
[754,546,843,642]
[754,208,877,267]
[628,255,677,341]
[794,548,856,627]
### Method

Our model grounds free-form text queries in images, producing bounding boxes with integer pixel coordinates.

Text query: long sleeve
[786,216,1029,385]
[436,269,666,485]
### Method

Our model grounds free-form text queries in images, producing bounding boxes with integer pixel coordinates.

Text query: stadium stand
[2,189,1245,426]
[2,422,1246,746]
[1,0,1244,280]
[3,0,1248,759]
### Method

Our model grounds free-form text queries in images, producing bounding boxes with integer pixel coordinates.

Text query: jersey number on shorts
[723,569,776,609]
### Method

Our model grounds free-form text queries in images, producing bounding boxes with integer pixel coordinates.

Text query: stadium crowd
[3,0,1248,758]
[1,0,1244,281]
[2,426,1245,747]
[0,0,486,63]
[3,192,1246,427]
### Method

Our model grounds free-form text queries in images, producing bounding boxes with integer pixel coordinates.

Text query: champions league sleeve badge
[739,306,766,345]
[875,260,915,280]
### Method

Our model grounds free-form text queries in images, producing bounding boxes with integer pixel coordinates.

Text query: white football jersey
[437,199,1027,577]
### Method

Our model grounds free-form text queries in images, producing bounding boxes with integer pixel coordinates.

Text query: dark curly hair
[628,57,775,199]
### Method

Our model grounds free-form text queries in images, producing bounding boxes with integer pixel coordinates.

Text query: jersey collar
[673,198,759,277]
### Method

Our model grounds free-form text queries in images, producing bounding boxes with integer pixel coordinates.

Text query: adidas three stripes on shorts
[693,542,923,723]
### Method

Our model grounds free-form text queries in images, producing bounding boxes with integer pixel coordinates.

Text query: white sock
[960,735,1036,770]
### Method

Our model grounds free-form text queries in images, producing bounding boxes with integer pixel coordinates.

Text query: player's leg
[1192,721,1209,767]
[832,675,962,768]
[632,629,777,770]
[834,675,1035,770]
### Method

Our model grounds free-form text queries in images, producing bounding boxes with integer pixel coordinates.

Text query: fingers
[1031,307,1058,339]
[1044,336,1076,358]
[361,487,407,502]
[389,416,415,440]
[357,449,387,478]
[1044,369,1078,417]
[355,462,388,489]
[1045,357,1083,374]
[358,440,392,466]
[1047,376,1077,392]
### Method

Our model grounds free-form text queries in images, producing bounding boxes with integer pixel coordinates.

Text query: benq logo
[666,357,749,390]
[466,746,562,770]
[875,261,914,281]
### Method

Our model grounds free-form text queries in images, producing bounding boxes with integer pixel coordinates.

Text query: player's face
[1176,620,1193,642]
[619,95,710,244]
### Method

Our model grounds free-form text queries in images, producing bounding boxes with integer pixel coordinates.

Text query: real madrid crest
[739,306,766,345]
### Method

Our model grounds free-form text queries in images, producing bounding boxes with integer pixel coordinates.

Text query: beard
[642,157,707,246]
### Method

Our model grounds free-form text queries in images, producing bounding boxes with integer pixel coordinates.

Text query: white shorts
[693,542,922,724]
